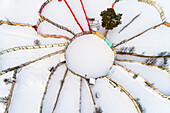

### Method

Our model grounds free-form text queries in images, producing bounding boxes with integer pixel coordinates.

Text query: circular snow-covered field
[66,34,114,78]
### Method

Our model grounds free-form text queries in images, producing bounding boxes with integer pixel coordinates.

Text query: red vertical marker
[63,0,84,32]
[112,3,114,8]
[80,0,92,31]
[32,25,38,31]
[39,1,49,15]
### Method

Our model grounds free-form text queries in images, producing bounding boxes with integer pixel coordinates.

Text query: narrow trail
[119,13,141,33]
[114,22,164,47]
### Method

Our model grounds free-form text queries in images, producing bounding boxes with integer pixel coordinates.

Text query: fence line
[106,76,142,113]
[39,62,65,113]
[114,22,164,47]
[117,52,170,58]
[0,50,65,76]
[4,70,18,113]
[52,68,68,113]
[138,0,166,21]
[0,20,71,40]
[116,59,170,74]
[116,63,170,99]
[0,42,68,56]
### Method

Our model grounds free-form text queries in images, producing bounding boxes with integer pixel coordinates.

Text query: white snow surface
[66,34,114,78]
[66,0,90,31]
[82,0,114,20]
[0,72,13,112]
[0,0,46,25]
[116,61,170,96]
[0,25,67,71]
[0,0,170,113]
[108,65,170,113]
[116,54,170,69]
[116,25,170,55]
[53,71,80,113]
[38,21,74,38]
[80,79,95,113]
[82,0,115,34]
[108,1,162,47]
[8,54,62,113]
[42,64,67,113]
[41,0,82,34]
[152,0,170,22]
[91,78,138,113]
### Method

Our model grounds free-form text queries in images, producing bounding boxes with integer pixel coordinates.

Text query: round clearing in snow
[65,34,115,78]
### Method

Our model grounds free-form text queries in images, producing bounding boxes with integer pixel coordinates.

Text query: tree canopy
[100,8,122,30]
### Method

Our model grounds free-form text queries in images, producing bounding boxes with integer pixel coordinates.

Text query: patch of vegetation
[34,39,41,46]
[145,58,157,65]
[135,98,145,113]
[117,46,135,53]
[159,57,169,68]
[133,74,138,79]
[100,8,122,37]
[158,51,168,56]
[4,78,12,85]
[0,97,8,105]
[94,107,103,113]
[100,8,122,30]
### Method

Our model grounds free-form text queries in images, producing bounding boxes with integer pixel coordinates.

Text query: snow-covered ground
[108,0,170,56]
[0,0,46,25]
[66,34,114,78]
[116,60,170,96]
[40,0,82,34]
[108,65,170,113]
[0,0,170,113]
[114,25,170,55]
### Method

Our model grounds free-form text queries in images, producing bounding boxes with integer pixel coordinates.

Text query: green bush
[100,8,122,30]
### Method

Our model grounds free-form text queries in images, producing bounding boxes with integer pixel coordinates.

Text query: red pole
[39,1,49,15]
[32,25,38,31]
[63,0,84,32]
[80,0,92,31]
[112,3,114,8]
